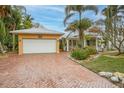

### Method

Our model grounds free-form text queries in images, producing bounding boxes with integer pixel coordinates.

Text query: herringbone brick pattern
[0,52,117,88]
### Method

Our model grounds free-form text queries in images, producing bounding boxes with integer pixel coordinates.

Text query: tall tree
[102,16,124,54]
[96,5,124,54]
[64,5,98,48]
[0,5,12,18]
[65,18,92,47]
[0,5,33,52]
[102,5,124,48]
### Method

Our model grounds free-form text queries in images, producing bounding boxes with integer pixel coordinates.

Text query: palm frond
[13,5,26,12]
[118,5,124,13]
[63,13,75,26]
[83,5,98,15]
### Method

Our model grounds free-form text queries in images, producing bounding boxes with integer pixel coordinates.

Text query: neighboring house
[10,26,63,55]
[60,27,103,52]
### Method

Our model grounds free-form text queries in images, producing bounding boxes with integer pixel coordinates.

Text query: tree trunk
[117,48,122,55]
[12,34,15,51]
[12,23,16,52]
[78,11,84,48]
[116,45,124,55]
[79,29,84,48]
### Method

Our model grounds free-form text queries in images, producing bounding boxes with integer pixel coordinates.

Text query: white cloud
[25,5,64,23]
[39,16,63,22]
[25,5,64,13]
[42,6,64,13]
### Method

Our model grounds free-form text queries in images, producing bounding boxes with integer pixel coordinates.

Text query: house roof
[61,30,100,39]
[61,25,103,39]
[61,31,78,38]
[10,26,64,35]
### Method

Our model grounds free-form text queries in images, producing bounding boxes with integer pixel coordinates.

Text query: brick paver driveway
[0,52,117,88]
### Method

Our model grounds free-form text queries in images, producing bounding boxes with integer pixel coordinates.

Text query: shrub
[71,48,89,60]
[84,46,97,55]
[71,46,97,60]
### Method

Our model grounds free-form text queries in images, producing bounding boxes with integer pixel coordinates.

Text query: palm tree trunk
[79,11,84,48]
[106,8,112,50]
[12,23,16,52]
[110,7,115,49]
[12,34,15,51]
[113,17,117,47]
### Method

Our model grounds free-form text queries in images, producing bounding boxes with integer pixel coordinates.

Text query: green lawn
[81,55,124,73]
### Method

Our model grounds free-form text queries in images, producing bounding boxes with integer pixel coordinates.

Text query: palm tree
[65,18,92,47]
[0,5,26,31]
[102,5,124,50]
[0,5,32,52]
[64,5,98,48]
[23,14,34,29]
[96,5,124,54]
[65,18,92,32]
[0,5,12,51]
[0,20,6,45]
[102,5,124,33]
[102,6,118,32]
[65,20,79,38]
[0,5,12,18]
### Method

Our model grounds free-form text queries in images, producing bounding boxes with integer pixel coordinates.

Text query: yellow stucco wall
[18,34,61,55]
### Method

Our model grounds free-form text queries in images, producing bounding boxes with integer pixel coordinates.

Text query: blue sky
[25,5,106,32]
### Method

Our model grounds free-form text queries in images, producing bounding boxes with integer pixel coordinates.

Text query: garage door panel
[23,39,56,53]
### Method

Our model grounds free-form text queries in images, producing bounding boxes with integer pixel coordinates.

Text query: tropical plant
[102,16,124,54]
[65,18,92,47]
[64,5,98,48]
[102,6,124,44]
[23,14,34,29]
[0,20,6,44]
[96,5,124,54]
[0,5,12,18]
[0,5,33,52]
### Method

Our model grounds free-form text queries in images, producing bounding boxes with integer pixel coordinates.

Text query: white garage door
[23,39,56,54]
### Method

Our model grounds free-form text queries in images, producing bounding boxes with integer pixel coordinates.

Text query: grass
[81,55,124,73]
